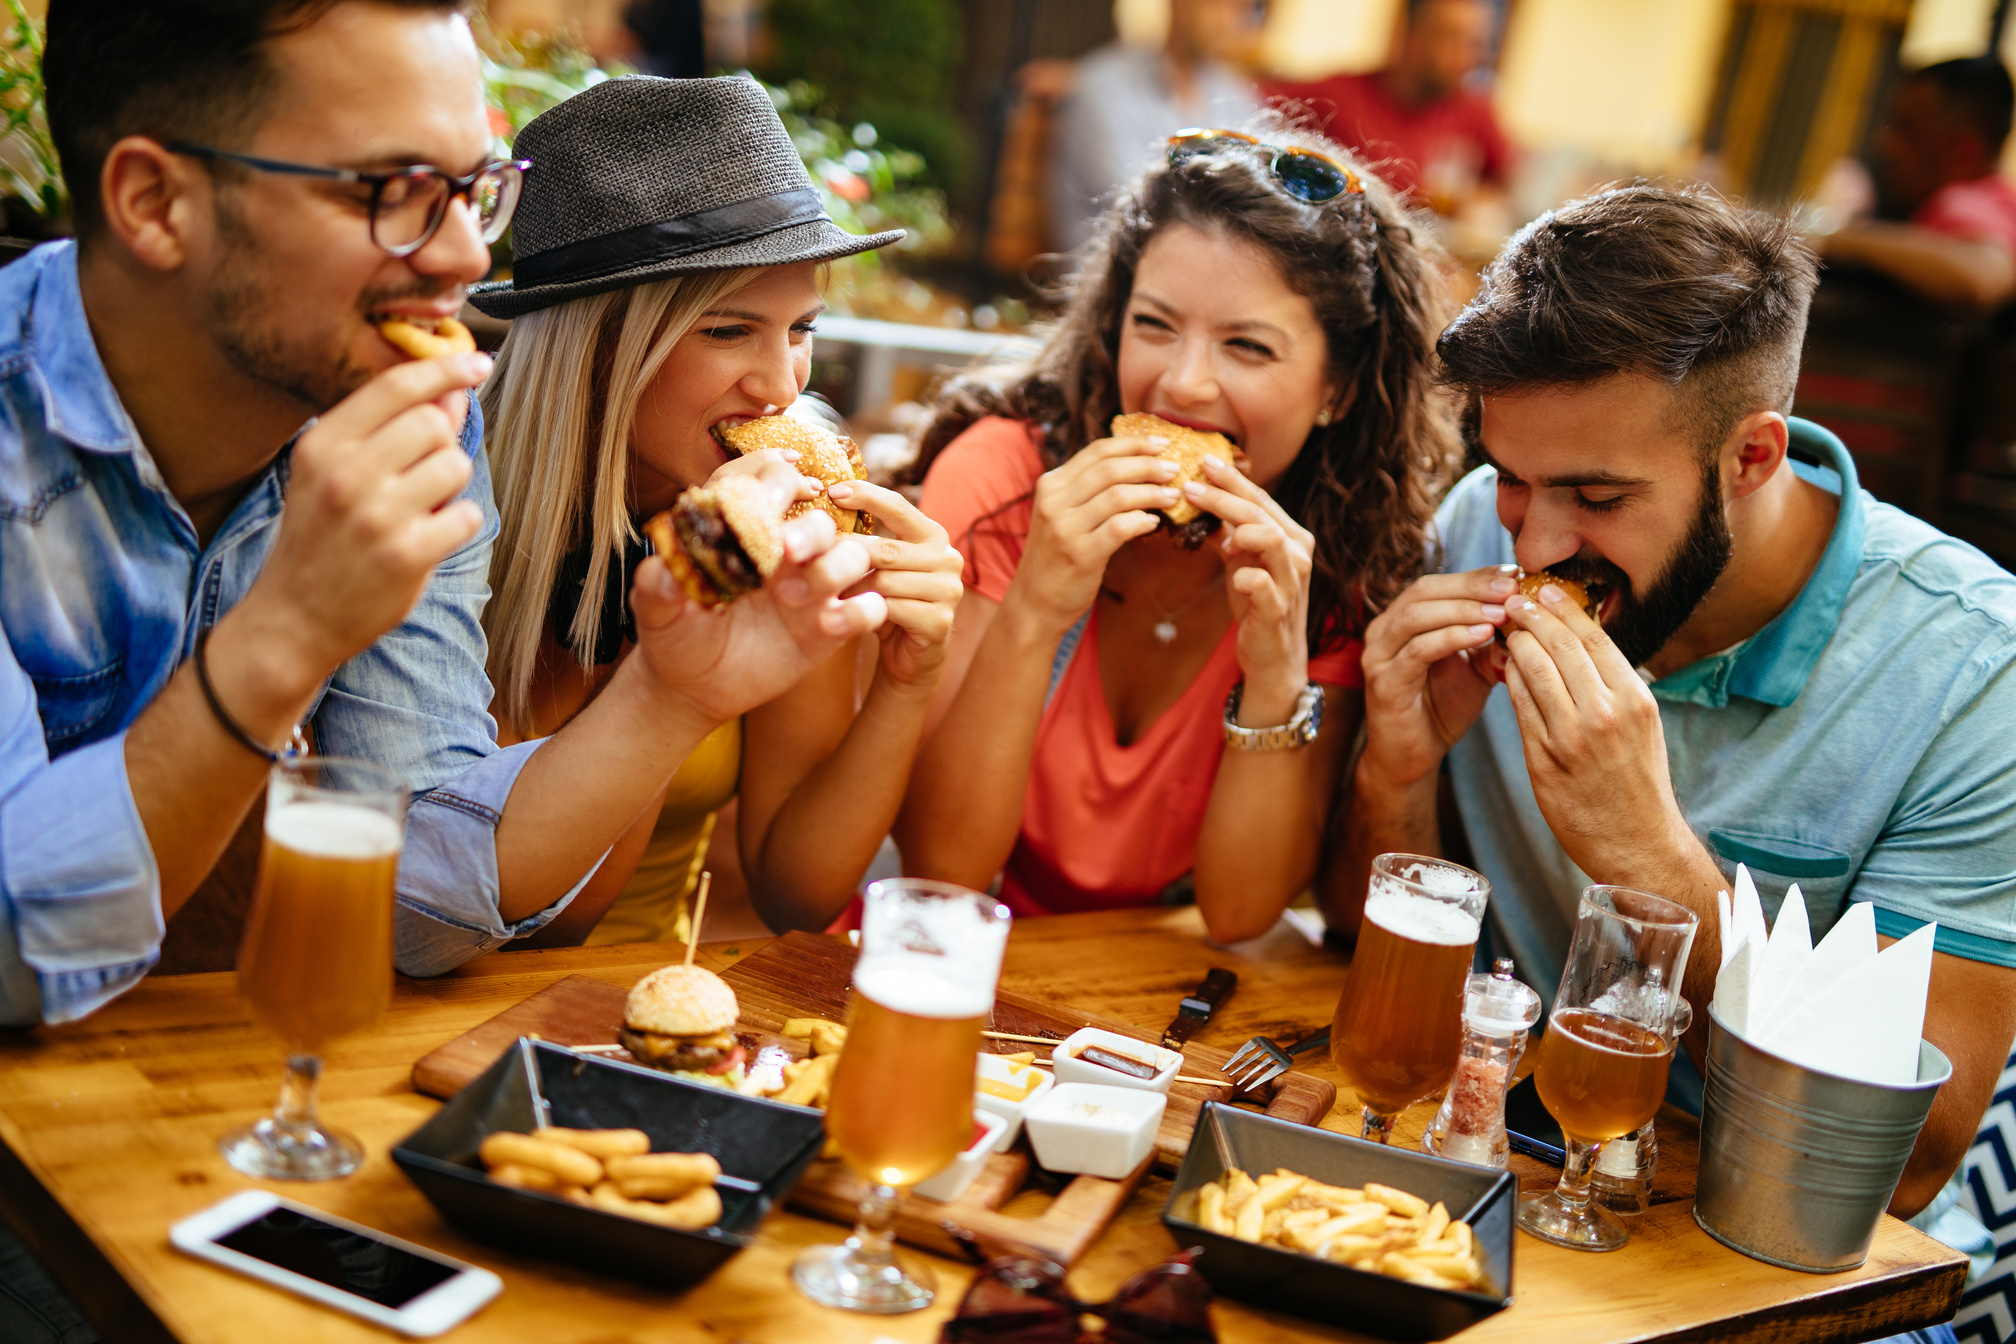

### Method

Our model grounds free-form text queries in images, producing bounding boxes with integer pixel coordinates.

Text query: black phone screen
[1504,1073,1566,1165]
[216,1207,458,1309]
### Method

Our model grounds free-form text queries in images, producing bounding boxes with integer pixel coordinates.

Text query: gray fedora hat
[469,75,903,318]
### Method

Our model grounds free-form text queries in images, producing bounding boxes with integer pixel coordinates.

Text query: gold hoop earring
[1315,406,1334,426]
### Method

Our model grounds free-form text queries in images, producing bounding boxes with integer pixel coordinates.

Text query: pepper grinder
[1423,958,1541,1168]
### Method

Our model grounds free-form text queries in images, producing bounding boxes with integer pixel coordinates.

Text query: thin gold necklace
[1119,545,1225,645]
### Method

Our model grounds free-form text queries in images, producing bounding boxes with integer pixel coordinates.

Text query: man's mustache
[1544,553,1629,603]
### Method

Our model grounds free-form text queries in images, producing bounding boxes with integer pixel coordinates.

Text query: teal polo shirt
[1437,418,2016,1001]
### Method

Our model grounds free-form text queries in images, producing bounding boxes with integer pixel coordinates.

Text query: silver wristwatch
[1222,682,1325,751]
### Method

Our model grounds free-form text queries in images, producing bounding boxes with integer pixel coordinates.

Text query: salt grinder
[1423,958,1541,1168]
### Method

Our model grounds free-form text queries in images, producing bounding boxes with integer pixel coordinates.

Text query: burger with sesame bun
[619,965,746,1087]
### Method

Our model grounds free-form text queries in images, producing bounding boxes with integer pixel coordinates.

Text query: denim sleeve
[0,640,160,1026]
[309,398,594,975]
[1431,466,1509,574]
[1855,641,2016,967]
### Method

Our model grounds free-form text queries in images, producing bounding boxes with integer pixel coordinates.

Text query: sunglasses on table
[165,141,531,257]
[1166,128,1363,204]
[940,1247,1217,1343]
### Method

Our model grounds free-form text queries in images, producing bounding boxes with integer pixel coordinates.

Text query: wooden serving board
[410,931,1334,1265]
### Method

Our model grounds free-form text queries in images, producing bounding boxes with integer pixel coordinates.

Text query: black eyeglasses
[165,142,531,257]
[1166,128,1363,204]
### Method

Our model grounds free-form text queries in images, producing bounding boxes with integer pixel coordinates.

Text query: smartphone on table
[1504,1073,1567,1166]
[170,1190,501,1337]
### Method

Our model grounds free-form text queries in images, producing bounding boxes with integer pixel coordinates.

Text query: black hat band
[512,185,832,289]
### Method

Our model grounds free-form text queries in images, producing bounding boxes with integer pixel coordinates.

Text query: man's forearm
[1320,755,1442,939]
[1574,813,1729,1067]
[1826,222,2016,309]
[492,658,719,921]
[125,603,326,919]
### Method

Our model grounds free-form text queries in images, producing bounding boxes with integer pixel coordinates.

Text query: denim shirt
[1437,418,2016,1002]
[0,243,580,1026]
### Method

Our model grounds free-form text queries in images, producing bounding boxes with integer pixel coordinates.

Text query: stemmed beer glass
[1329,854,1490,1143]
[1517,886,1697,1251]
[221,757,407,1181]
[793,878,1011,1314]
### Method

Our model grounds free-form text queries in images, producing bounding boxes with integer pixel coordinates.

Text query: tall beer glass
[793,878,1010,1313]
[1329,854,1489,1142]
[219,757,407,1181]
[1517,886,1696,1251]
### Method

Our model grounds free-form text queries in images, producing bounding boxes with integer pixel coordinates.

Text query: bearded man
[1332,184,2016,1236]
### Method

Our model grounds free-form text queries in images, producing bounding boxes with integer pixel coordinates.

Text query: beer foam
[854,960,992,1020]
[1386,858,1486,899]
[1364,887,1480,946]
[267,800,401,859]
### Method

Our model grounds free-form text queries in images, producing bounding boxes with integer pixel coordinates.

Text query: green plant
[477,22,612,151]
[473,17,950,318]
[759,0,967,193]
[0,0,64,226]
[767,79,950,316]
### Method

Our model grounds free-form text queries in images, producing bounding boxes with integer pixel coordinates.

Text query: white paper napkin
[1754,921,1935,1086]
[1708,871,1936,1089]
[1710,864,1773,1036]
[1746,881,1811,1038]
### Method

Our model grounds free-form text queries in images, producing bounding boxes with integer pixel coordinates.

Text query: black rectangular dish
[1162,1103,1515,1341]
[393,1038,825,1290]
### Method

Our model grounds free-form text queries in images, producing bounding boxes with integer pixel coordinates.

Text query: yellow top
[585,716,743,946]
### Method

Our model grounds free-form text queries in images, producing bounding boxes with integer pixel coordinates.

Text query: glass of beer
[1517,886,1697,1251]
[1329,853,1489,1142]
[219,756,407,1182]
[793,878,1010,1314]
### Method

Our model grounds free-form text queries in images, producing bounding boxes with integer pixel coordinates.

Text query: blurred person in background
[1263,0,1511,218]
[1821,56,2016,311]
[1046,0,1267,252]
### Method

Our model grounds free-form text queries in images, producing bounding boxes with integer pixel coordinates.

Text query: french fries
[476,1127,722,1229]
[776,1052,839,1108]
[780,1018,849,1057]
[1190,1166,1488,1293]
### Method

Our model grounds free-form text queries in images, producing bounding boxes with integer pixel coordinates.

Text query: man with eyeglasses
[0,0,888,1052]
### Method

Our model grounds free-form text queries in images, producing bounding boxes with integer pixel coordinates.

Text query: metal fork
[1220,1027,1331,1093]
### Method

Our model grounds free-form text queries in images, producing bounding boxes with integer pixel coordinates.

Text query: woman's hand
[1008,434,1180,634]
[630,481,885,723]
[1182,453,1314,720]
[826,479,965,691]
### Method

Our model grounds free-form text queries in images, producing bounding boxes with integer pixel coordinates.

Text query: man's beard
[1547,460,1734,668]
[201,193,458,415]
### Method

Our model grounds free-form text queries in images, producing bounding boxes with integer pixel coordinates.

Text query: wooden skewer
[982,1030,1065,1046]
[1018,1056,1232,1088]
[684,870,712,969]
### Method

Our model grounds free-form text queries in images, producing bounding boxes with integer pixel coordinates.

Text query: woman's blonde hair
[481,268,759,726]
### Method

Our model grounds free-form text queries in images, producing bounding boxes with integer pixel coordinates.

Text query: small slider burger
[373,315,478,360]
[1111,412,1251,548]
[619,964,746,1088]
[641,474,787,608]
[717,413,872,536]
[1495,570,1607,646]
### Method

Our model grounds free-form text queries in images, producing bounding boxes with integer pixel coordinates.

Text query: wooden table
[0,907,1965,1344]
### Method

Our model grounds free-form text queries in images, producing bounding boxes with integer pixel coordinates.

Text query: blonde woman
[470,76,962,942]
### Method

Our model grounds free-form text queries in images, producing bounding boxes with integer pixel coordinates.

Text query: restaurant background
[0,0,2008,1338]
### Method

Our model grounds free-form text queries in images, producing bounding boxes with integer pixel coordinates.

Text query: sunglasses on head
[1166,129,1363,204]
[940,1247,1217,1344]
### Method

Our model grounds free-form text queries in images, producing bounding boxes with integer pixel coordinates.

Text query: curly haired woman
[896,121,1460,941]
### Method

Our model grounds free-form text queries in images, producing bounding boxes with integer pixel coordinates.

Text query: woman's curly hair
[910,117,1462,643]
